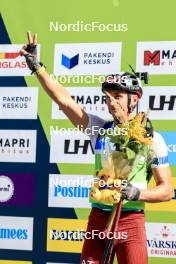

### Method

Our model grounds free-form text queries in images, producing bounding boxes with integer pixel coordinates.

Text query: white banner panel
[0,87,38,119]
[0,216,33,250]
[0,44,40,76]
[146,222,176,258]
[51,87,111,120]
[136,41,176,74]
[48,174,92,208]
[138,86,176,120]
[54,42,122,75]
[0,130,37,162]
[50,130,94,164]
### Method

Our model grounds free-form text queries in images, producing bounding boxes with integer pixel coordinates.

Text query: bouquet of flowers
[89,111,155,206]
[89,104,156,263]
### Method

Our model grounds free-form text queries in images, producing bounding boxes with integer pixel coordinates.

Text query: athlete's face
[106,90,138,122]
[106,90,128,117]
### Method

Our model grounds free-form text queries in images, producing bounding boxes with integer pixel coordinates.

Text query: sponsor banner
[146,222,176,258]
[47,218,87,253]
[48,174,92,208]
[0,87,38,119]
[54,42,122,75]
[146,177,176,212]
[0,44,40,76]
[0,174,35,205]
[51,87,111,120]
[138,86,176,120]
[0,130,37,163]
[0,216,33,250]
[160,132,176,166]
[0,261,32,264]
[50,131,94,164]
[136,41,176,74]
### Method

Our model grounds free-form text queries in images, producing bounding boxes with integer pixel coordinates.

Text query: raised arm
[20,32,89,130]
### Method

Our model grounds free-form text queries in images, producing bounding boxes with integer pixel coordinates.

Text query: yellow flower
[128,112,152,145]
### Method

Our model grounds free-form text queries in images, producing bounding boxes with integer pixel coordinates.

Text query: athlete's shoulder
[86,114,114,149]
[87,113,105,127]
[153,131,166,146]
[151,131,169,167]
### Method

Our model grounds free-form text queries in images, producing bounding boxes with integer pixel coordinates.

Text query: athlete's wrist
[138,189,144,201]
[34,64,46,76]
[121,183,141,201]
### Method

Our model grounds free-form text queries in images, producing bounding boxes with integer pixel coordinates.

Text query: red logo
[0,52,27,69]
[144,50,160,65]
[0,52,20,59]
[160,225,170,238]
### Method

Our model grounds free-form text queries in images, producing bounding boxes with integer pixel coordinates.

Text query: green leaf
[126,147,136,160]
